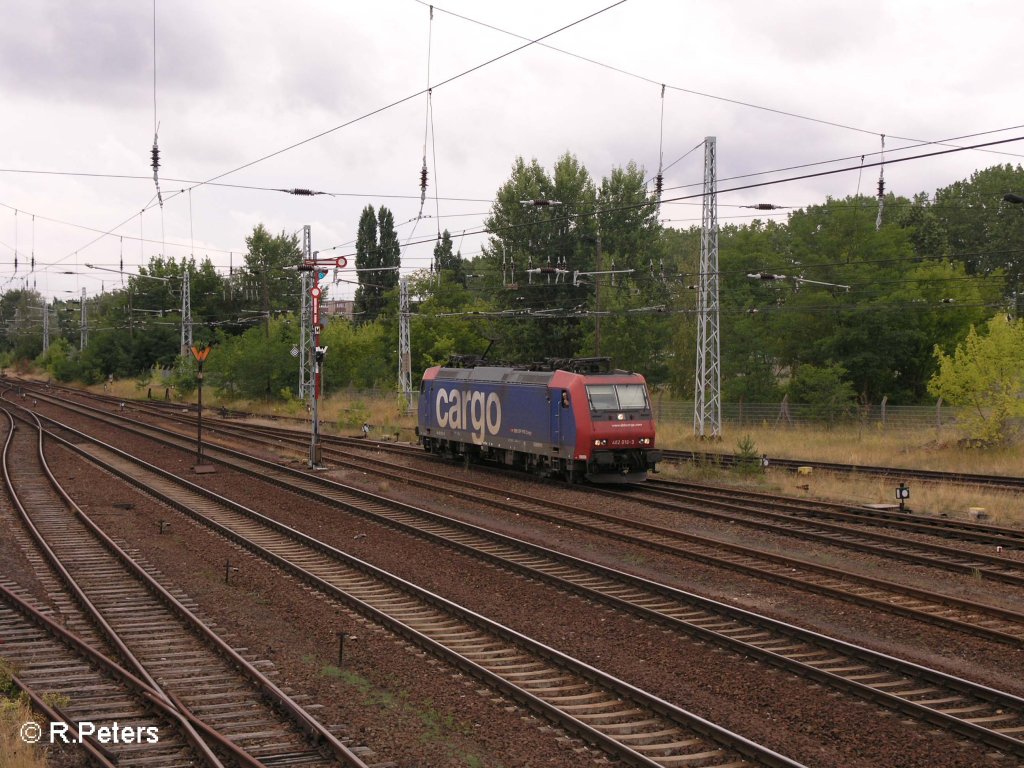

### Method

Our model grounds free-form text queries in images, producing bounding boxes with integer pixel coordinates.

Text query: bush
[788,362,857,427]
[734,434,762,475]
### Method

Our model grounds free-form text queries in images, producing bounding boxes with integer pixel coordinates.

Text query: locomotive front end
[577,377,661,483]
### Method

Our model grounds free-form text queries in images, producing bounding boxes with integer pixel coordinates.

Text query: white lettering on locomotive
[435,388,502,444]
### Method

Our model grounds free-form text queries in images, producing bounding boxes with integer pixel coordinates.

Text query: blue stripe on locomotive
[418,375,577,457]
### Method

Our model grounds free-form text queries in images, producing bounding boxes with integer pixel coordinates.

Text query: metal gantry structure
[299,225,313,400]
[693,136,721,439]
[41,300,49,354]
[180,268,192,355]
[80,288,88,351]
[398,276,413,410]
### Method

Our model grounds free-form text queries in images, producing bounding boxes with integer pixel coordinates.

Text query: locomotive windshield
[586,384,649,411]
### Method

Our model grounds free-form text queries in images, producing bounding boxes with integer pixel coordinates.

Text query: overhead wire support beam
[572,268,634,286]
[747,272,850,291]
[694,136,721,439]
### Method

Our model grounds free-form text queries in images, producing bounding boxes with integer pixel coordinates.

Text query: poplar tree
[353,205,379,323]
[353,205,401,324]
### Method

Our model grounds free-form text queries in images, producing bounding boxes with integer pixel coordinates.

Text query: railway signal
[295,235,352,468]
[895,482,910,512]
[191,344,215,474]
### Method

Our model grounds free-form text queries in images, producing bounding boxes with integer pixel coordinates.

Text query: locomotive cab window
[586,384,649,411]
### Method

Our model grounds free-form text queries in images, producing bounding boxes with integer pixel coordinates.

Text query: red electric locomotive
[416,357,661,484]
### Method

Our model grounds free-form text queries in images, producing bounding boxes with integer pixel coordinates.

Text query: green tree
[787,362,857,425]
[37,337,77,382]
[406,269,492,375]
[432,229,465,286]
[727,195,999,404]
[933,165,1024,297]
[207,317,298,400]
[481,153,599,362]
[241,224,302,336]
[928,315,1024,445]
[353,206,400,324]
[0,288,45,360]
[377,207,401,298]
[320,318,393,389]
[597,161,659,275]
[353,205,378,322]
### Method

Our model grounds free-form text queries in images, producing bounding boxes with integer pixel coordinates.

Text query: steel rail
[32,408,804,768]
[21,388,1024,648]
[0,402,371,768]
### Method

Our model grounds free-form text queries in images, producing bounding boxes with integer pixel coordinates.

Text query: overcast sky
[2,0,1022,304]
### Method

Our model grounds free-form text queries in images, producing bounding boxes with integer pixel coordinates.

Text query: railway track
[32,408,805,767]
[21,387,1024,647]
[641,477,1024,550]
[0,581,200,768]
[0,404,373,768]
[15,391,1024,761]
[63,382,1024,550]
[660,448,1024,492]
[34,379,1024,495]
[604,483,1024,586]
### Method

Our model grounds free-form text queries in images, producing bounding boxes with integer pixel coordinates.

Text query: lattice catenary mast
[693,136,721,439]
[299,225,313,399]
[42,300,49,354]
[399,276,412,409]
[80,288,88,351]
[180,268,192,355]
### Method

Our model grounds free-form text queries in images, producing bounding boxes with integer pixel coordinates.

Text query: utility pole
[694,136,721,439]
[42,300,49,354]
[180,267,192,355]
[398,276,412,410]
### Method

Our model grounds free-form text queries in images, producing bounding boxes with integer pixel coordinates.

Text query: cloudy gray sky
[2,0,1022,303]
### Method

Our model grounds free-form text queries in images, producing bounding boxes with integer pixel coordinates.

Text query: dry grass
[657,447,1024,528]
[65,378,1024,527]
[0,662,47,768]
[90,377,419,440]
[662,421,1024,476]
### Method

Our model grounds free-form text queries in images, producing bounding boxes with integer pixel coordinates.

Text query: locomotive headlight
[593,438,607,447]
[639,437,651,445]
[616,413,625,420]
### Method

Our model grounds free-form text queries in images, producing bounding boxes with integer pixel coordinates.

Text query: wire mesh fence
[651,396,956,431]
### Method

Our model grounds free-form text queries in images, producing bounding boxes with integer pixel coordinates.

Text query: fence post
[880,396,888,429]
[936,397,943,429]
[775,394,792,428]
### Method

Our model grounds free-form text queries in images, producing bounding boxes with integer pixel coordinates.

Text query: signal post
[191,343,215,474]
[298,251,347,469]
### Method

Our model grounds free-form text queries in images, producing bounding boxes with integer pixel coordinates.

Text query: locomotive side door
[550,389,562,452]
[551,388,571,456]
